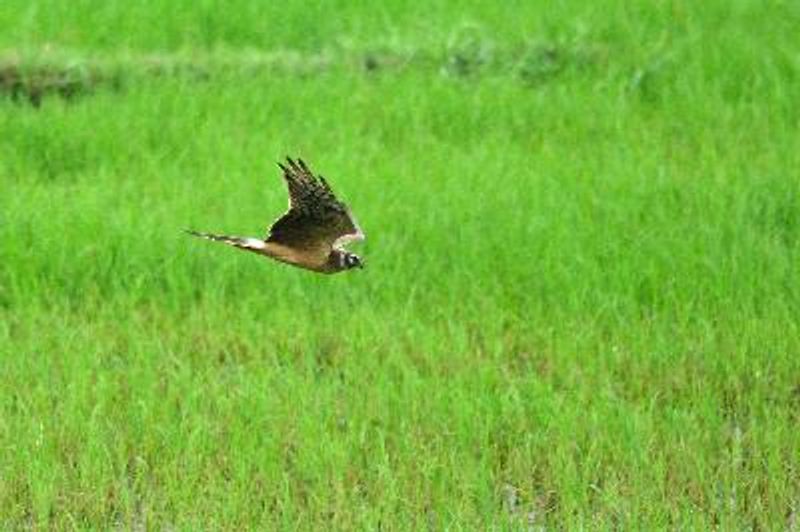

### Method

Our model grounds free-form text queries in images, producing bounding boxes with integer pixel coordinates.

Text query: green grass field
[1,1,799,528]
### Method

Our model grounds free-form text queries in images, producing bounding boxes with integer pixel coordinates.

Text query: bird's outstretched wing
[266,157,364,256]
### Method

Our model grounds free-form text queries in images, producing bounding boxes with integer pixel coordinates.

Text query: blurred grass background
[1,0,799,528]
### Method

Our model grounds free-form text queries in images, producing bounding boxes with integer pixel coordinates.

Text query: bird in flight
[187,157,365,274]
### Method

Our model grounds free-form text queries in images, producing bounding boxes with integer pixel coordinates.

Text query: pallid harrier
[187,157,364,274]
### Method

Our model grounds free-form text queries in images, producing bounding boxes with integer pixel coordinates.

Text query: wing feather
[266,157,364,256]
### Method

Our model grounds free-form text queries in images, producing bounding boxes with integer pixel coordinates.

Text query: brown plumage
[187,157,365,274]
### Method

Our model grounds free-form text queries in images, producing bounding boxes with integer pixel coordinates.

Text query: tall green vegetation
[1,1,798,528]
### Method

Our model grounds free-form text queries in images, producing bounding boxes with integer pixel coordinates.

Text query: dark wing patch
[267,157,362,251]
[277,157,338,213]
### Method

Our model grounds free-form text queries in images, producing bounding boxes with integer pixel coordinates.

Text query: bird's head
[343,252,364,270]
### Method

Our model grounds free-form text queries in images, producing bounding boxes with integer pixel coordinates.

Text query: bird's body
[187,157,364,274]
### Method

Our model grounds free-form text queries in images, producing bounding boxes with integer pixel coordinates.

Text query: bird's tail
[184,230,267,252]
